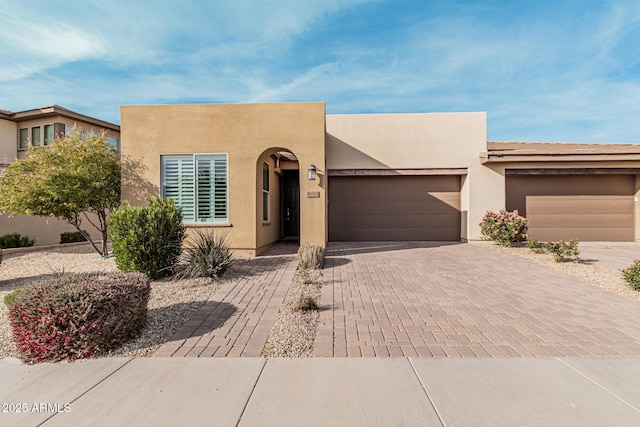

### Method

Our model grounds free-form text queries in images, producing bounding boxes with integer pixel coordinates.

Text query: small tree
[0,128,120,255]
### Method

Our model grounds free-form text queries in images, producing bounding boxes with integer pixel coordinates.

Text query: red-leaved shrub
[9,272,150,363]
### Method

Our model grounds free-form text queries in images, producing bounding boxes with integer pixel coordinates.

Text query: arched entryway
[256,148,301,253]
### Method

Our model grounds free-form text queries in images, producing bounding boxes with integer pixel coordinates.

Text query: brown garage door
[328,175,461,241]
[506,174,635,241]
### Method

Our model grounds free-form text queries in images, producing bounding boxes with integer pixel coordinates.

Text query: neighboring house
[0,106,121,246]
[484,142,640,241]
[121,102,640,257]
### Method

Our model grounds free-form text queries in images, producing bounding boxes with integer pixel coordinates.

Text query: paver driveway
[314,242,640,357]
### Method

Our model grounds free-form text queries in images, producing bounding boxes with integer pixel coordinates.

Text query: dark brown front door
[282,170,300,238]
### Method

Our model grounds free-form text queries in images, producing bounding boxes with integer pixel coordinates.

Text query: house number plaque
[306,191,320,198]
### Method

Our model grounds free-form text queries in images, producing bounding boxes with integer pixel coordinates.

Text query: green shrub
[0,232,35,249]
[3,287,23,308]
[298,243,325,269]
[173,230,232,280]
[294,295,319,312]
[525,237,546,254]
[543,239,580,262]
[526,238,580,262]
[622,260,640,291]
[60,231,88,244]
[108,198,186,279]
[8,273,150,363]
[479,210,528,247]
[0,248,2,266]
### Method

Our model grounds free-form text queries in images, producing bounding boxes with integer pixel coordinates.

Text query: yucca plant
[173,229,233,280]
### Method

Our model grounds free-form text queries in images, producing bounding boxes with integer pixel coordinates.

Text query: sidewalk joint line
[235,357,268,427]
[408,357,447,427]
[556,357,640,414]
[38,357,136,426]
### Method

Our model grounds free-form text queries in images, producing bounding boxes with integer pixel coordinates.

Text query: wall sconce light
[307,164,317,181]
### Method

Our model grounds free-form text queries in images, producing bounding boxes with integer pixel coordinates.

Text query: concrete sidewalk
[2,356,639,426]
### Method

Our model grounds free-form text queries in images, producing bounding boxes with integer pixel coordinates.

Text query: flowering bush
[479,209,528,246]
[8,272,150,363]
[622,260,640,291]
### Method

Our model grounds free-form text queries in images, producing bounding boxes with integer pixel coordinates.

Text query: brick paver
[155,243,298,357]
[315,242,640,357]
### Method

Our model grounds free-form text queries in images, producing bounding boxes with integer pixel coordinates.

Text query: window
[44,124,54,146]
[64,124,85,138]
[262,162,270,222]
[161,154,228,223]
[106,136,120,152]
[31,127,41,146]
[18,129,28,150]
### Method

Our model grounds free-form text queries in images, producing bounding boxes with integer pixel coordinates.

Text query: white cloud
[248,62,339,102]
[0,10,107,81]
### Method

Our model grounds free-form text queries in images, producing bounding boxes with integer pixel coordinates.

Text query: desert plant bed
[483,243,640,303]
[0,245,230,359]
[261,266,323,357]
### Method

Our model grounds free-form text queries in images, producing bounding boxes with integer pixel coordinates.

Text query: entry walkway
[315,242,640,357]
[154,242,298,357]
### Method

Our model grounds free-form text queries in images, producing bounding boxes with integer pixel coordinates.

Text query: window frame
[262,161,270,223]
[160,153,229,224]
[44,124,54,146]
[18,128,28,150]
[31,127,41,147]
[106,136,120,152]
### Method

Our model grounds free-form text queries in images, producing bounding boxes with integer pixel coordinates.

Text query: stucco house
[0,106,120,246]
[120,102,640,257]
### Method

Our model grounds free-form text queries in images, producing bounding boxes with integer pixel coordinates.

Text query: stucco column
[467,163,506,240]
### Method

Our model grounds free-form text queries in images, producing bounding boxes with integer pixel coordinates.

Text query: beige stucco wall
[0,214,104,247]
[325,112,492,240]
[636,175,640,242]
[255,150,283,252]
[120,103,327,257]
[326,112,487,169]
[0,118,17,164]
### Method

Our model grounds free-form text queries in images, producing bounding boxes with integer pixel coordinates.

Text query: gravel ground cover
[0,245,226,359]
[262,267,322,357]
[484,243,640,303]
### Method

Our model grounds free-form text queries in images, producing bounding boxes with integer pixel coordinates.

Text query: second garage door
[506,174,635,241]
[328,175,461,241]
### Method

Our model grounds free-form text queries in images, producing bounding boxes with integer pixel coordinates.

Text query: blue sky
[1,0,639,142]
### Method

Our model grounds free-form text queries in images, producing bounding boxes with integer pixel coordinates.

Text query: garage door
[506,174,635,241]
[328,175,461,241]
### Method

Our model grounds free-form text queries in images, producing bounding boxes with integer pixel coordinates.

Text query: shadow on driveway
[326,241,463,257]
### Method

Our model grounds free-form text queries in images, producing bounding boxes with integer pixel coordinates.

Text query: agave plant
[173,229,233,280]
